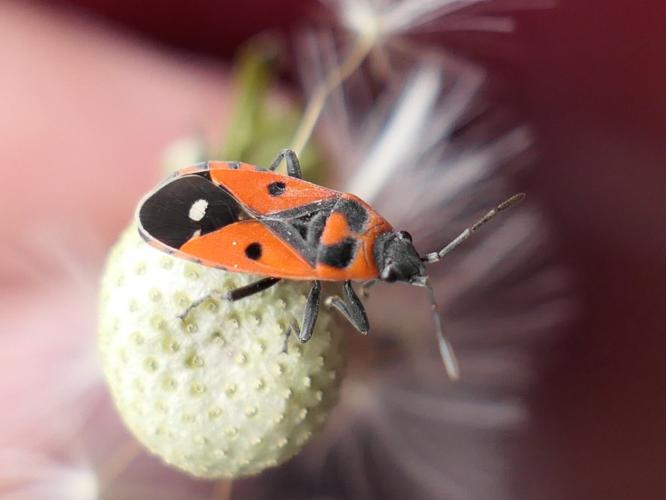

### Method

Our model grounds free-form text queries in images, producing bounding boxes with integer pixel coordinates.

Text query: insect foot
[98,226,345,478]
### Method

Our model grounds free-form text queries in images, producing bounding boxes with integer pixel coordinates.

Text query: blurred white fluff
[0,225,103,446]
[330,0,530,39]
[0,449,97,500]
[0,1,568,498]
[264,2,572,500]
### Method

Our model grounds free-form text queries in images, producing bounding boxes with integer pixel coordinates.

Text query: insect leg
[282,318,300,354]
[422,193,525,264]
[299,281,321,343]
[179,277,281,319]
[224,277,281,301]
[268,148,303,179]
[325,281,369,334]
[359,279,379,299]
[178,292,222,320]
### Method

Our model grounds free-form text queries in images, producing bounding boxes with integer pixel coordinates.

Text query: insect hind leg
[325,281,369,335]
[298,281,321,343]
[268,148,303,179]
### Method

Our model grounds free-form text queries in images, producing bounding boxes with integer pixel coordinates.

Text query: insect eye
[398,231,412,242]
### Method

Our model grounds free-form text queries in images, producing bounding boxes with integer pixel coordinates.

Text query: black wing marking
[314,197,365,269]
[138,174,247,249]
[260,198,338,267]
[262,219,319,266]
[259,197,367,269]
[318,237,357,269]
[333,198,368,232]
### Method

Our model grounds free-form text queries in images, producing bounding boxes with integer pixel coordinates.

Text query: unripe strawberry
[98,226,344,478]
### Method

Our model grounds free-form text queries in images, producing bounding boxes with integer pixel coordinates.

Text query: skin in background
[2,1,665,500]
[0,2,234,282]
[0,2,238,498]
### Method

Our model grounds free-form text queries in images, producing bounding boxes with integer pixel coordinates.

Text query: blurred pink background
[1,0,664,499]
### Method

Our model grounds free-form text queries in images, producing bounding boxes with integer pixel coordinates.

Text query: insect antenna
[421,193,526,264]
[424,278,460,380]
[417,193,525,379]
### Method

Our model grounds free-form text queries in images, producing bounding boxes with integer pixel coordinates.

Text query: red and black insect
[137,149,523,378]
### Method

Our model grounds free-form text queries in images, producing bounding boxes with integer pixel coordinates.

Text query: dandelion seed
[268,2,574,499]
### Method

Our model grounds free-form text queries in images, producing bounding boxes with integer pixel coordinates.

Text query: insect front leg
[178,292,224,320]
[268,148,303,179]
[178,277,281,320]
[298,281,321,343]
[325,281,369,335]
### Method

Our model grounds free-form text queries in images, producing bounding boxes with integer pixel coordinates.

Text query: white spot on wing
[189,199,208,222]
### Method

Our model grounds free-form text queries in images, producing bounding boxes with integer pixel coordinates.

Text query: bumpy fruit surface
[98,226,344,478]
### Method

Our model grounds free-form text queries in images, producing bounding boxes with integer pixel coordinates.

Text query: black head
[373,231,427,285]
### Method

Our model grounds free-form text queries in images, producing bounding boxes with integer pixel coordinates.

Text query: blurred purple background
[3,0,665,499]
